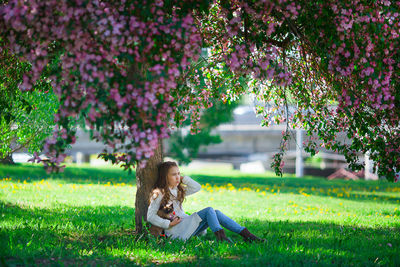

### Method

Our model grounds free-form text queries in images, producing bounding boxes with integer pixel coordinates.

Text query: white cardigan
[147,176,203,240]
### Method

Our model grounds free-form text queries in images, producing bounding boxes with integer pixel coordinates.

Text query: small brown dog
[148,203,178,237]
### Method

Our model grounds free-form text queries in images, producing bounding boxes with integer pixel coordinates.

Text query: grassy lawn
[1,163,399,266]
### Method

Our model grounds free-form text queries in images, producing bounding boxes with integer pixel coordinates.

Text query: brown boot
[239,228,264,242]
[214,229,233,243]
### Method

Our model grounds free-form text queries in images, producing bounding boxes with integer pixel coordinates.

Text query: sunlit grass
[1,163,400,266]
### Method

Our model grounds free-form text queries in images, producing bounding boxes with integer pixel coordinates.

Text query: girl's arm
[147,193,171,229]
[182,175,201,196]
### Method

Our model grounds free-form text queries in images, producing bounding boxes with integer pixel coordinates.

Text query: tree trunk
[134,139,163,233]
[0,154,15,165]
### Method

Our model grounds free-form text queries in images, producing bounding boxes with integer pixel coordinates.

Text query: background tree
[1,0,398,233]
[0,48,58,164]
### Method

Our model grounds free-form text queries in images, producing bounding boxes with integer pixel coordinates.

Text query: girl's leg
[193,207,261,242]
[193,207,223,234]
[215,210,245,234]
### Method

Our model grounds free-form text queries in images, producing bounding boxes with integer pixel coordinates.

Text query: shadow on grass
[0,163,136,185]
[1,200,399,266]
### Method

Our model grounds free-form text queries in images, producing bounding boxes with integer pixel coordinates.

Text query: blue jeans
[191,207,245,236]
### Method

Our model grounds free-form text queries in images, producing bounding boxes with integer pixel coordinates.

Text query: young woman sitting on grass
[147,161,263,243]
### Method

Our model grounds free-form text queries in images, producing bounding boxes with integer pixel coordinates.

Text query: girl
[147,161,262,242]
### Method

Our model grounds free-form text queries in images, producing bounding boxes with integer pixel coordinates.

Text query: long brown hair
[149,161,186,208]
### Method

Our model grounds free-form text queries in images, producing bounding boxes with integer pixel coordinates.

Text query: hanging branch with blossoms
[195,0,399,181]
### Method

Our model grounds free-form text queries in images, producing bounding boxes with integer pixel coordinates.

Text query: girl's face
[167,166,181,188]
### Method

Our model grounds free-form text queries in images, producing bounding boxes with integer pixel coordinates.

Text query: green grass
[1,163,400,266]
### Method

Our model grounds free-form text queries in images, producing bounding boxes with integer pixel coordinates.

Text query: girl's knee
[215,209,221,215]
[205,207,216,214]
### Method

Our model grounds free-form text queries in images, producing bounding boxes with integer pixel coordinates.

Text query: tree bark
[134,139,163,233]
[0,154,15,165]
